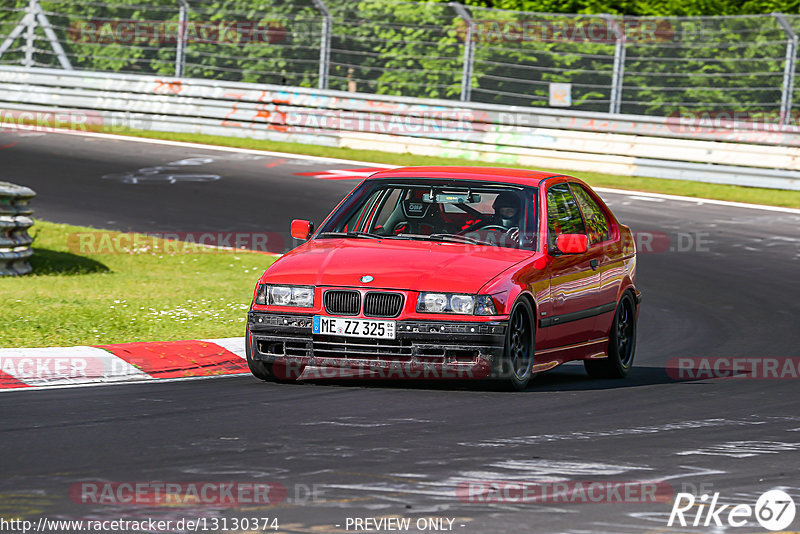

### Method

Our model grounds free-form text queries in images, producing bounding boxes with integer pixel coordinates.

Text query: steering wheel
[480,225,521,245]
[482,225,513,233]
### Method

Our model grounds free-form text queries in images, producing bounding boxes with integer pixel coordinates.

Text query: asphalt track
[2,128,800,533]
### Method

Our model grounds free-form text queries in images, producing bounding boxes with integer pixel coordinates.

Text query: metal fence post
[603,14,626,114]
[34,0,72,70]
[23,0,36,68]
[312,0,332,90]
[175,0,189,77]
[451,2,474,102]
[0,11,33,61]
[774,13,797,126]
[0,0,72,69]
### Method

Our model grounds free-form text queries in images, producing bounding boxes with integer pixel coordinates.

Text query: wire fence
[2,0,799,124]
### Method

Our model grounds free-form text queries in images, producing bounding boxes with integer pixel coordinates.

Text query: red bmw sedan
[246,166,640,390]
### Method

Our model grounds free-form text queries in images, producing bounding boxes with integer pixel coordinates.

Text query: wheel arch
[510,290,538,337]
[616,276,639,306]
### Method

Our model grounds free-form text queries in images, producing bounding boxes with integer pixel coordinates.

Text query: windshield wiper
[398,233,494,246]
[317,231,400,240]
[429,233,495,246]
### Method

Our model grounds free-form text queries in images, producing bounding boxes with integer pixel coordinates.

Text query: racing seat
[391,198,449,235]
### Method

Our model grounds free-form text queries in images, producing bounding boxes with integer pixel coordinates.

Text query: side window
[340,190,381,232]
[341,203,367,232]
[571,184,610,245]
[368,188,402,232]
[522,191,538,249]
[546,183,586,248]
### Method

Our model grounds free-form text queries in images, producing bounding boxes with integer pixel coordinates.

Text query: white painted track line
[4,123,799,214]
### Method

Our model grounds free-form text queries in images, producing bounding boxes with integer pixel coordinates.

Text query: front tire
[245,324,275,381]
[245,325,303,382]
[498,299,535,391]
[584,292,637,379]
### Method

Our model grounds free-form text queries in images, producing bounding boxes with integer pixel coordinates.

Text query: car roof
[367,166,566,187]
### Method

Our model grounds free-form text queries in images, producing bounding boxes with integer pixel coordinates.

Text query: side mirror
[290,219,314,240]
[556,234,588,254]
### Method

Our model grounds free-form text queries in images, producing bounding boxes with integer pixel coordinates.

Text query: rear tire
[584,292,636,379]
[497,299,535,391]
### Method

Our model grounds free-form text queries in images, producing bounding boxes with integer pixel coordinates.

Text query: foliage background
[1,0,799,118]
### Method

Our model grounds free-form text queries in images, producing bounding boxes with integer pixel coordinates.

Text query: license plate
[312,315,396,340]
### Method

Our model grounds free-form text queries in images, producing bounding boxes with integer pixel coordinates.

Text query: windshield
[315,179,538,250]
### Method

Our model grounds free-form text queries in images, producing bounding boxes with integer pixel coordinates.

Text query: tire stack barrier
[0,181,35,276]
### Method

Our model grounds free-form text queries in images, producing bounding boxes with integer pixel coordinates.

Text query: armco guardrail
[0,181,35,276]
[1,66,800,190]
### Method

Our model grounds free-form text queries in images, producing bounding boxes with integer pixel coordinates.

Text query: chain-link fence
[2,0,799,124]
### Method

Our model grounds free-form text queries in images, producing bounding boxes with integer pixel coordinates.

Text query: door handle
[590,259,599,270]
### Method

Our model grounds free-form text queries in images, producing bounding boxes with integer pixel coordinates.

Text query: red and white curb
[0,337,248,390]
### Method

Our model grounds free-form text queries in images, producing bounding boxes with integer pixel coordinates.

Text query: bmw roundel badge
[360,275,374,283]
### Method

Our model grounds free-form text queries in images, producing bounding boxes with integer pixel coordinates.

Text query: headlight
[450,294,475,314]
[417,293,497,315]
[420,293,448,313]
[256,284,314,308]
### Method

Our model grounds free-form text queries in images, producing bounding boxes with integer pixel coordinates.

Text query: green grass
[0,221,276,348]
[103,127,800,209]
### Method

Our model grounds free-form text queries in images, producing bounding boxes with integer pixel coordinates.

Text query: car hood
[263,238,532,293]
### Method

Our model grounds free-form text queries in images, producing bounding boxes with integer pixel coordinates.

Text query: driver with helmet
[489,191,521,240]
[491,191,520,230]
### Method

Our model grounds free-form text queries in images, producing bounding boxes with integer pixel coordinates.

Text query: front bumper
[247,312,507,380]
